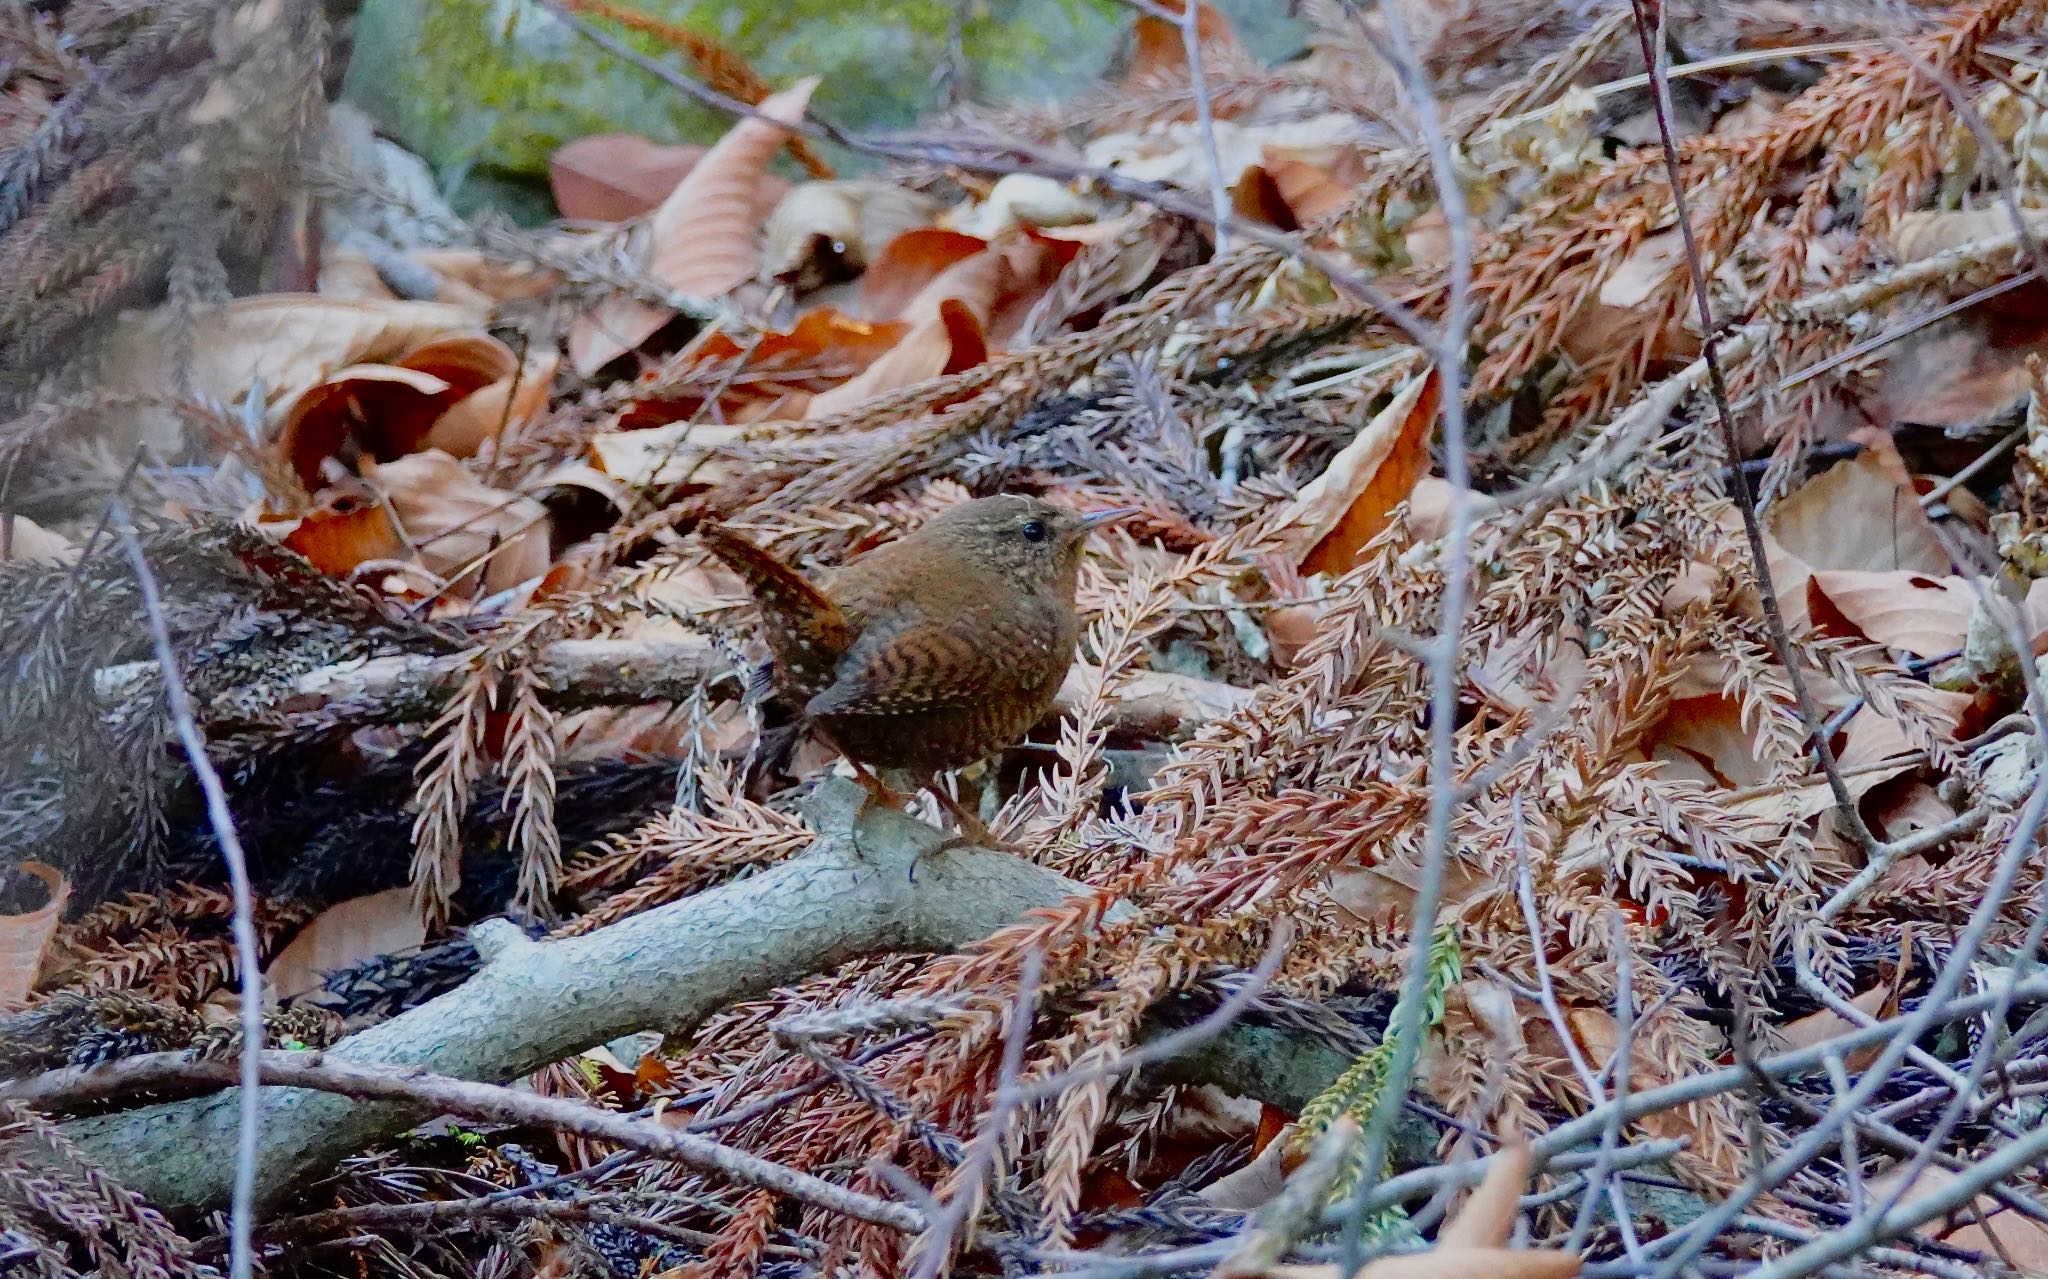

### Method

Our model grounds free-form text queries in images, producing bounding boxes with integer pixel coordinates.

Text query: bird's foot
[927,786,1024,855]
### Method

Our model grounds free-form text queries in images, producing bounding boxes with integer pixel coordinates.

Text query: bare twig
[114,510,263,1279]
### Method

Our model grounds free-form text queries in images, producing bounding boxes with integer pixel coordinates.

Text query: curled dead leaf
[423,350,561,458]
[275,333,526,489]
[551,133,708,222]
[103,295,483,413]
[272,483,407,578]
[589,422,747,488]
[0,862,67,1007]
[570,78,819,374]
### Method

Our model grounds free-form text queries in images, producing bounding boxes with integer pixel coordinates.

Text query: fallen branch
[195,637,1252,740]
[43,778,1112,1217]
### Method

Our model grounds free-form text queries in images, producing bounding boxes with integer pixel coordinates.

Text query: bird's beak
[1079,507,1139,531]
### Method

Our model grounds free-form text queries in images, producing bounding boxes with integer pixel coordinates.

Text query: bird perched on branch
[700,495,1132,845]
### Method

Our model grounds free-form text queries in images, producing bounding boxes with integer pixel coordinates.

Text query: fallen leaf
[1888,208,2048,264]
[762,180,943,289]
[1807,571,1978,658]
[805,298,988,418]
[103,295,483,411]
[409,249,559,305]
[0,862,67,1007]
[1230,164,1299,231]
[1263,1145,1579,1279]
[859,229,990,322]
[1559,230,1696,367]
[551,133,708,222]
[0,515,77,564]
[273,484,407,577]
[275,333,524,489]
[1650,693,1777,790]
[570,77,819,374]
[1777,985,1886,1053]
[1768,453,1950,576]
[423,350,561,458]
[1284,370,1441,574]
[1867,1163,2048,1272]
[1125,1,1242,87]
[1874,282,2048,431]
[1260,142,1369,224]
[265,887,426,1000]
[949,173,1098,239]
[588,422,747,488]
[362,450,553,594]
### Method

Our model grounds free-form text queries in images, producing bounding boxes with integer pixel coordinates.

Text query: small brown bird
[700,495,1132,842]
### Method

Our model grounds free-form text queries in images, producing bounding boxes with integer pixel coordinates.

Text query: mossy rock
[341,0,1305,219]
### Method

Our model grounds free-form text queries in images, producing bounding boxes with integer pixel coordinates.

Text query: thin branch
[114,510,263,1279]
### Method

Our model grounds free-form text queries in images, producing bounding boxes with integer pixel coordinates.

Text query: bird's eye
[1021,519,1049,543]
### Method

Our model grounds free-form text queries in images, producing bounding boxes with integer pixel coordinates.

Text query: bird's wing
[805,606,1064,720]
[699,523,854,687]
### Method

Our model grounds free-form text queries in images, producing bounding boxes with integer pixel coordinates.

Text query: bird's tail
[698,522,853,688]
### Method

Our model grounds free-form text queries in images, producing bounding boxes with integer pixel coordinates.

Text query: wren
[700,495,1131,842]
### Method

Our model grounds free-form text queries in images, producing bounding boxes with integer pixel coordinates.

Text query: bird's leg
[923,776,1023,855]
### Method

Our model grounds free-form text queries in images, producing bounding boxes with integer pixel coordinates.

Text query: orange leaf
[1126,2,1240,86]
[860,228,989,322]
[276,486,407,577]
[570,78,818,374]
[1289,370,1441,574]
[275,334,523,488]
[805,298,987,418]
[0,862,66,1008]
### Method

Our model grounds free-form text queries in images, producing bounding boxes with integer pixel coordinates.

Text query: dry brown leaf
[1866,1164,2048,1271]
[570,77,818,374]
[1327,853,1489,926]
[1888,208,2048,264]
[409,249,559,305]
[805,298,988,419]
[275,333,523,489]
[362,450,553,594]
[424,350,562,458]
[1559,230,1695,367]
[265,887,426,1000]
[1260,143,1368,225]
[0,862,67,1007]
[1768,453,1949,576]
[1230,164,1299,231]
[1777,985,1887,1053]
[860,228,991,323]
[588,422,747,488]
[1126,1,1241,86]
[1284,370,1441,574]
[761,180,943,288]
[104,295,483,411]
[550,133,709,222]
[1,515,77,564]
[1807,571,1977,658]
[1649,693,1776,790]
[1874,283,2048,430]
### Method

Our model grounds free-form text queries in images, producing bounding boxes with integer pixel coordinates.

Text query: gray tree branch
[48,778,1113,1215]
